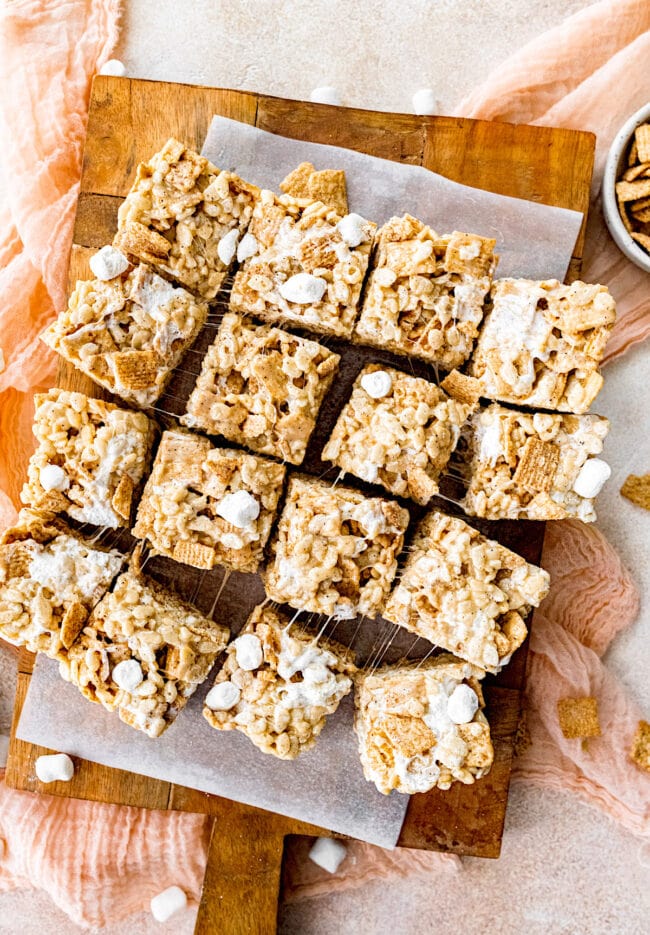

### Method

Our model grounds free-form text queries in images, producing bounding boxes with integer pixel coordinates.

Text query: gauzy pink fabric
[0,0,648,926]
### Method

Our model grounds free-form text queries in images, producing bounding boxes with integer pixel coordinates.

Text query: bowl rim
[603,101,650,274]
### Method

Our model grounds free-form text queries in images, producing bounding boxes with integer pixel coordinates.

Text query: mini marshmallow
[310,86,341,106]
[308,837,348,874]
[447,684,479,724]
[233,633,264,671]
[572,458,611,499]
[337,213,367,248]
[360,370,393,399]
[237,232,259,262]
[100,59,126,77]
[216,490,260,528]
[89,245,129,281]
[205,680,241,711]
[412,88,439,116]
[0,733,9,768]
[39,463,70,492]
[112,658,144,692]
[35,753,75,784]
[150,885,187,923]
[217,228,239,265]
[279,273,327,304]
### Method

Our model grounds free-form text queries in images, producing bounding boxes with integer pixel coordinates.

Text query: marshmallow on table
[279,273,327,304]
[89,245,130,281]
[308,837,348,874]
[100,59,126,77]
[310,86,341,106]
[572,458,611,499]
[150,886,187,923]
[35,753,75,783]
[412,88,439,115]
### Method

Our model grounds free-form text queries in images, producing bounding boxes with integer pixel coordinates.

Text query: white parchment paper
[202,115,584,281]
[17,115,582,847]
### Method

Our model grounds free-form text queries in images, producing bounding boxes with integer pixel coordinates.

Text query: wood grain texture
[4,76,595,934]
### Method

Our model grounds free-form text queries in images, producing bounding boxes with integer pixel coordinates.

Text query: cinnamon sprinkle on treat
[557,696,601,739]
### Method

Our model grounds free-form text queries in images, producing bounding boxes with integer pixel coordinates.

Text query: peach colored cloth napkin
[0,0,649,926]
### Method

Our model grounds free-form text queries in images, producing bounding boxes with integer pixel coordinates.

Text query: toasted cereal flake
[615,178,650,202]
[634,123,650,163]
[512,436,561,493]
[307,169,348,215]
[620,472,650,510]
[557,696,601,739]
[630,720,650,773]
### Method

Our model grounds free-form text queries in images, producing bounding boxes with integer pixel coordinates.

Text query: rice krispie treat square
[203,603,355,759]
[181,313,340,465]
[354,656,493,794]
[41,260,209,407]
[114,138,259,300]
[461,404,611,523]
[557,696,601,739]
[0,509,123,657]
[469,278,616,413]
[353,215,497,370]
[230,189,376,338]
[384,510,550,672]
[59,570,230,737]
[132,429,286,573]
[263,476,409,620]
[21,389,156,529]
[321,364,476,505]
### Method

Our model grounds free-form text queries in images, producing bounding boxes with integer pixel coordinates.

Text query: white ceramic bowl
[602,101,650,274]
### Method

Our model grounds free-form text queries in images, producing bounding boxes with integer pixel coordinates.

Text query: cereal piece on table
[384,510,549,672]
[354,656,494,794]
[132,429,285,573]
[620,472,650,510]
[230,189,375,338]
[203,603,355,758]
[353,215,497,370]
[0,509,123,657]
[41,261,209,407]
[557,697,601,739]
[263,476,409,620]
[630,720,650,773]
[114,138,259,300]
[461,404,610,522]
[470,278,616,413]
[59,569,229,737]
[321,364,475,505]
[181,313,340,465]
[21,389,155,529]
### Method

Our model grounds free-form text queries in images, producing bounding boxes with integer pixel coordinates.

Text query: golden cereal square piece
[631,231,650,253]
[616,178,650,202]
[230,189,375,338]
[41,262,209,407]
[308,168,348,215]
[557,696,601,739]
[20,389,156,529]
[353,215,498,370]
[461,404,611,523]
[203,603,355,759]
[263,476,409,620]
[58,570,229,737]
[0,509,123,657]
[114,138,259,300]
[630,720,650,773]
[133,429,286,573]
[469,279,616,413]
[620,472,650,510]
[384,510,549,671]
[280,161,316,199]
[182,313,340,465]
[354,656,493,794]
[322,365,475,505]
[440,369,482,406]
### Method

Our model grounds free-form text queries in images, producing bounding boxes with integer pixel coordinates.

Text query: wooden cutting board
[4,77,595,935]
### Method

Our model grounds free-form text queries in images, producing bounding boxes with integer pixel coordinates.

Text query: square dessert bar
[21,389,155,529]
[354,656,494,794]
[59,570,230,737]
[181,313,340,465]
[114,138,259,300]
[0,509,123,657]
[461,404,611,522]
[230,189,376,338]
[353,215,497,370]
[203,603,355,759]
[132,429,286,573]
[469,278,616,413]
[384,510,550,671]
[42,261,209,407]
[263,476,410,620]
[322,364,476,505]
